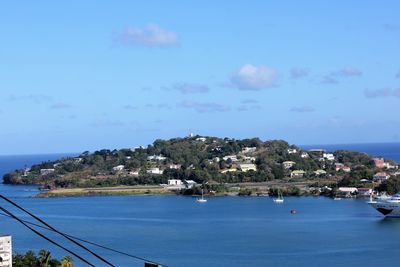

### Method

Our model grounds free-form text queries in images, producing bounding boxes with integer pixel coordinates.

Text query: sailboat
[196,189,207,203]
[273,189,284,203]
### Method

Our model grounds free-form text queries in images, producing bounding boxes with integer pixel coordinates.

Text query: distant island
[3,135,400,197]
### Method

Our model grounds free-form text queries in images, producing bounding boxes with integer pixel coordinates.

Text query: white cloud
[290,68,309,79]
[290,106,315,113]
[364,88,400,98]
[115,24,178,47]
[173,83,209,94]
[50,102,72,109]
[337,66,362,77]
[180,100,230,113]
[230,64,277,90]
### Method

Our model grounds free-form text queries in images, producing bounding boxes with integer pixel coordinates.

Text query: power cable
[0,211,167,266]
[0,194,115,267]
[0,206,95,267]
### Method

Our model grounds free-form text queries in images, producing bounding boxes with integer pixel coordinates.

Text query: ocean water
[301,142,400,163]
[0,145,400,267]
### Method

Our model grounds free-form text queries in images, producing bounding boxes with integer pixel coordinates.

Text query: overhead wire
[0,211,167,266]
[0,194,115,267]
[0,206,96,267]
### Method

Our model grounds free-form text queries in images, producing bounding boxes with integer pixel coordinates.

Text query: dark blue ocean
[0,144,400,267]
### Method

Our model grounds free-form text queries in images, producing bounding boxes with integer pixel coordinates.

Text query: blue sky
[0,1,399,155]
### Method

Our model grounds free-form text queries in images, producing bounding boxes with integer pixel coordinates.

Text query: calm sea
[0,144,399,267]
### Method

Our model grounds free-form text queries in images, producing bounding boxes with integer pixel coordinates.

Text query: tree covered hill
[2,135,395,189]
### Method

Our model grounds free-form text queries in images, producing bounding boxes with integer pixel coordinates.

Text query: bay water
[0,144,400,266]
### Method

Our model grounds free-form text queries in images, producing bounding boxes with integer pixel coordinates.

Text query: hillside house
[147,155,167,161]
[313,169,327,176]
[373,172,390,181]
[291,170,306,178]
[282,161,296,169]
[112,165,125,171]
[239,163,257,172]
[223,155,238,162]
[147,167,163,175]
[242,147,257,153]
[40,169,55,175]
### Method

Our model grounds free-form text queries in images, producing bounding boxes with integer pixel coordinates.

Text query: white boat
[196,189,207,203]
[273,190,284,203]
[369,193,400,217]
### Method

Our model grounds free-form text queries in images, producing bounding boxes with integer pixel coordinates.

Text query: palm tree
[61,256,74,267]
[38,249,51,267]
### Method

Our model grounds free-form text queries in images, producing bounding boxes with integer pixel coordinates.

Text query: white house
[113,165,125,171]
[291,170,306,178]
[301,152,309,158]
[40,169,55,175]
[242,147,257,153]
[196,137,207,142]
[223,155,238,162]
[338,187,358,193]
[185,180,198,189]
[243,156,256,162]
[287,148,297,154]
[147,155,167,161]
[282,161,296,169]
[168,164,182,170]
[239,163,257,172]
[323,153,335,161]
[147,167,163,175]
[129,170,140,176]
[166,179,185,189]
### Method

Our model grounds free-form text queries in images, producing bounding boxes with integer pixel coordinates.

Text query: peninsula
[3,135,400,197]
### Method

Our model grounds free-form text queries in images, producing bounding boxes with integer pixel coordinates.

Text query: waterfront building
[357,188,373,196]
[338,187,358,193]
[0,235,12,267]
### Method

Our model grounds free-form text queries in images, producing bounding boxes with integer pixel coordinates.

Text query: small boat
[196,189,207,203]
[273,190,284,203]
[333,197,342,201]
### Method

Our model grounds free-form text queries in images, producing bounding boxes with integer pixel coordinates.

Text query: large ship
[369,193,400,217]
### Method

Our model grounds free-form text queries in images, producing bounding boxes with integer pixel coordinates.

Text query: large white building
[0,235,12,267]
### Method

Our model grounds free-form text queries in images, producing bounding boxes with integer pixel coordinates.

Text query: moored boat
[369,193,400,217]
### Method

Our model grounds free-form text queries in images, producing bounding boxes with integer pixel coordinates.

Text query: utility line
[0,194,115,267]
[0,206,95,267]
[0,211,167,267]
